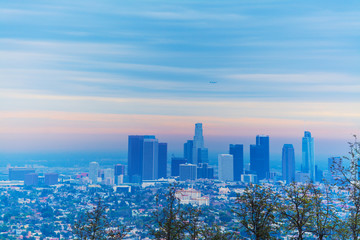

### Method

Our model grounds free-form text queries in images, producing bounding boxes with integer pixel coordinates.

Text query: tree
[200,224,236,240]
[234,184,279,240]
[308,184,339,240]
[72,197,128,240]
[151,184,189,240]
[331,136,360,239]
[185,204,202,240]
[280,182,312,240]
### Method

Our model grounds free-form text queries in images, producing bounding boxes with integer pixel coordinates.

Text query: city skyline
[1,1,360,163]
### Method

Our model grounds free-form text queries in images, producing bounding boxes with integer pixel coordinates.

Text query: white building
[241,174,258,183]
[218,154,234,181]
[103,168,114,185]
[89,162,100,183]
[175,188,209,206]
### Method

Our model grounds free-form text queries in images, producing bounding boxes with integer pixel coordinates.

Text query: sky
[1,0,360,166]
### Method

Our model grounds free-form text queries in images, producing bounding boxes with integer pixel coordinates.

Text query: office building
[44,173,59,185]
[127,135,155,182]
[89,162,100,183]
[9,168,36,181]
[250,135,270,180]
[197,163,214,179]
[192,123,204,165]
[179,164,197,181]
[24,173,38,186]
[282,144,295,184]
[114,164,125,185]
[103,168,114,185]
[315,165,323,182]
[158,143,167,179]
[229,144,244,181]
[184,140,193,163]
[197,148,208,164]
[218,154,234,181]
[302,131,315,182]
[114,164,125,176]
[241,174,258,183]
[142,138,159,180]
[171,157,187,176]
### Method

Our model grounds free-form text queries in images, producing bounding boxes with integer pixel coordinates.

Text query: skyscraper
[218,154,234,181]
[184,140,193,163]
[229,144,244,181]
[250,135,270,180]
[302,131,315,182]
[197,148,208,164]
[142,138,159,180]
[171,157,187,176]
[192,123,204,165]
[197,163,214,179]
[158,143,167,179]
[179,164,197,181]
[114,164,125,185]
[128,135,155,182]
[282,144,295,184]
[89,162,100,183]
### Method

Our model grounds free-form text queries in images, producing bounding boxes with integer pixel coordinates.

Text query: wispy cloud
[1,0,360,154]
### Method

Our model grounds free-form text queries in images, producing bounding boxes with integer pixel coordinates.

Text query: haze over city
[2,0,360,166]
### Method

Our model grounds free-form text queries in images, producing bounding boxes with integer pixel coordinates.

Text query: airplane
[209,81,217,84]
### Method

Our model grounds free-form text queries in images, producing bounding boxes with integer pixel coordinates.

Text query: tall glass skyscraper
[184,140,193,163]
[127,135,155,182]
[282,144,295,184]
[302,131,315,182]
[250,135,270,180]
[192,123,204,165]
[158,143,167,179]
[229,144,244,181]
[142,138,159,180]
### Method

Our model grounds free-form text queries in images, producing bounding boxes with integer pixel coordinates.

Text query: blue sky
[1,0,360,164]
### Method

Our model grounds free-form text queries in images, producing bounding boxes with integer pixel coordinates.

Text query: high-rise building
[302,131,315,182]
[128,135,155,182]
[197,148,208,164]
[24,173,38,186]
[315,165,323,182]
[103,168,114,185]
[229,144,244,181]
[197,163,214,179]
[114,164,125,185]
[218,154,234,181]
[114,164,125,176]
[184,140,193,163]
[171,157,187,176]
[192,123,204,165]
[158,143,167,179]
[9,168,35,181]
[89,162,100,183]
[45,173,59,185]
[142,138,159,180]
[282,144,295,184]
[179,164,197,181]
[250,135,270,180]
